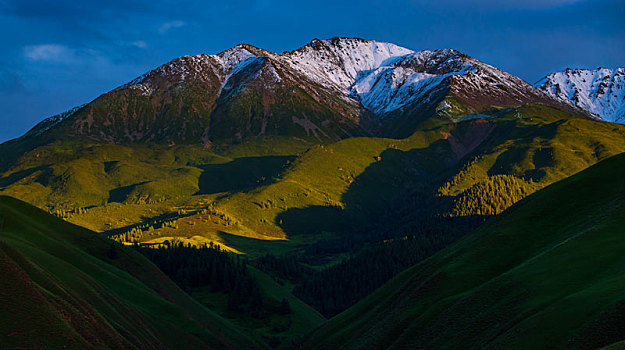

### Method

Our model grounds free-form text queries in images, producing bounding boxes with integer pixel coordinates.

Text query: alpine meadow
[1,2,625,348]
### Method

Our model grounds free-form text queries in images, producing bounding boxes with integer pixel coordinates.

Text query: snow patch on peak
[286,38,414,90]
[119,72,151,91]
[118,47,261,96]
[351,69,447,113]
[537,67,625,123]
[118,55,214,94]
[397,49,468,73]
[348,49,476,113]
[216,45,258,73]
[284,39,472,114]
[284,41,493,115]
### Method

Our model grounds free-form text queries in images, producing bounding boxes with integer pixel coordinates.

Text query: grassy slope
[218,129,447,239]
[604,341,625,350]
[2,104,625,257]
[220,105,625,240]
[303,153,625,350]
[0,195,262,350]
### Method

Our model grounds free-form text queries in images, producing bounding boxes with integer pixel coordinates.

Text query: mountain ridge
[536,67,625,123]
[12,37,592,150]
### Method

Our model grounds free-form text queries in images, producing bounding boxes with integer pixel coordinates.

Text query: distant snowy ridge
[536,68,625,123]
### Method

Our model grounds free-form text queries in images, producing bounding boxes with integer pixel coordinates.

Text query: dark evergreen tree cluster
[254,253,312,284]
[135,241,264,315]
[253,200,488,318]
[254,219,478,319]
[291,229,465,318]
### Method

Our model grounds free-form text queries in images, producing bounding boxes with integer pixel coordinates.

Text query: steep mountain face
[537,67,625,123]
[285,38,580,123]
[17,37,588,149]
[51,44,363,146]
[284,38,588,137]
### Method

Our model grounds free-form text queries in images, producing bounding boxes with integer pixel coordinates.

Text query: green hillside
[302,152,625,349]
[2,103,625,337]
[0,195,262,349]
[2,104,624,259]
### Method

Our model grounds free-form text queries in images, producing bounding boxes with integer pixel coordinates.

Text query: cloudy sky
[0,0,623,142]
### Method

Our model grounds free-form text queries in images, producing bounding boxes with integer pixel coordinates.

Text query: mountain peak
[537,67,625,123]
[217,43,268,58]
[285,37,415,91]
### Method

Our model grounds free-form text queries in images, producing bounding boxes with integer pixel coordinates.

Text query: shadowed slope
[0,195,263,349]
[303,153,625,349]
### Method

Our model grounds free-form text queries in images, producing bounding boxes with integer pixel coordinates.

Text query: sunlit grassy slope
[1,104,625,256]
[0,195,263,349]
[302,153,625,349]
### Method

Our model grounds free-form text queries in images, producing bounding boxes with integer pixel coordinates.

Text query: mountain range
[17,37,609,148]
[1,37,625,348]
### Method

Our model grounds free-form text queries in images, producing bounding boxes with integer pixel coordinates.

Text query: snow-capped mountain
[287,40,473,114]
[284,38,563,117]
[27,37,588,145]
[537,68,625,123]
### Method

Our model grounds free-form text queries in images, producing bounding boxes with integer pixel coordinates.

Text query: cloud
[131,40,148,49]
[158,20,185,34]
[23,44,104,64]
[23,44,72,61]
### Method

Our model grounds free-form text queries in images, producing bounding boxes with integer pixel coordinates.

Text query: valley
[1,37,624,349]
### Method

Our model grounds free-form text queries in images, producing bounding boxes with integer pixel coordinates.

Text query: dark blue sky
[0,0,623,143]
